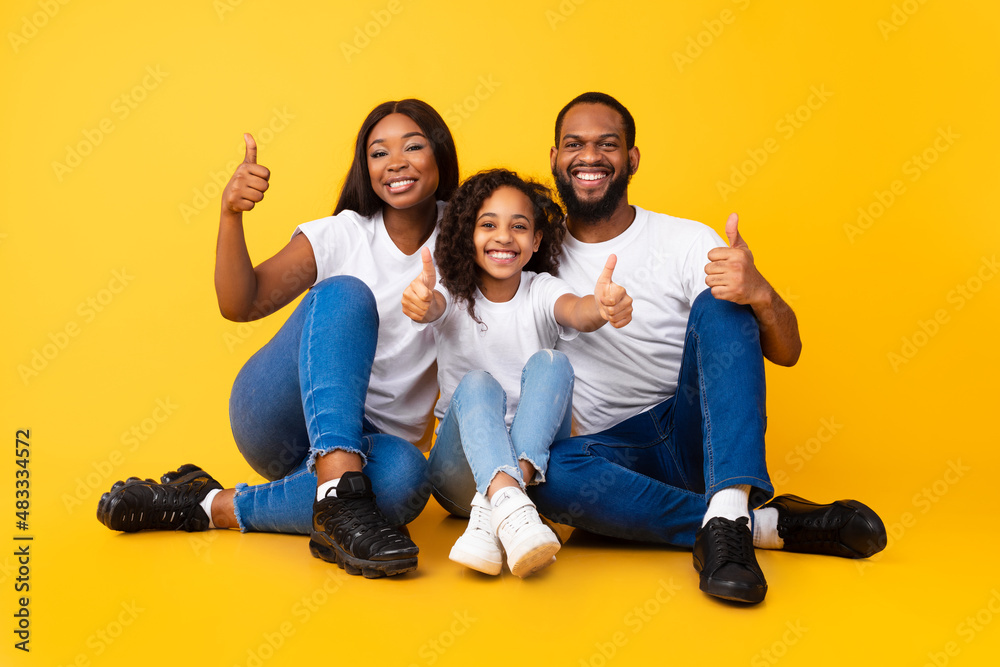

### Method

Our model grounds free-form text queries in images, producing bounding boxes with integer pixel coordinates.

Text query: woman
[97,99,459,579]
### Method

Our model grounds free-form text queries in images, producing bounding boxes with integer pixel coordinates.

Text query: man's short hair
[554,92,636,149]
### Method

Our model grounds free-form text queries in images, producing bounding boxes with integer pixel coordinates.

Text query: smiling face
[550,103,639,224]
[366,113,440,211]
[472,186,543,302]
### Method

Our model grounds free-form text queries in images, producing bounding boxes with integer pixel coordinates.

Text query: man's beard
[553,159,632,224]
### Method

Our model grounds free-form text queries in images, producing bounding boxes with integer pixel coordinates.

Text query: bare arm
[705,213,801,366]
[214,134,318,322]
[553,254,633,333]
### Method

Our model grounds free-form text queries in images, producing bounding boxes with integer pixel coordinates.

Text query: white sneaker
[449,493,502,575]
[490,486,560,578]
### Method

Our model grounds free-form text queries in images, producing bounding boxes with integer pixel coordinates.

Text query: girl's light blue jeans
[426,349,573,517]
[227,276,430,534]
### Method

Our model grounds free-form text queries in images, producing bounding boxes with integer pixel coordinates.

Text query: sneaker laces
[778,511,843,545]
[708,517,755,568]
[468,503,493,535]
[315,493,408,557]
[498,505,537,538]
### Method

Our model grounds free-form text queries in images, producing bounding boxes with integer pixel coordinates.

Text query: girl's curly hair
[435,169,566,324]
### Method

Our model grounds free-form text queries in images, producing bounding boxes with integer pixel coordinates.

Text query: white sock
[316,478,340,501]
[200,489,221,529]
[702,485,751,527]
[752,507,784,549]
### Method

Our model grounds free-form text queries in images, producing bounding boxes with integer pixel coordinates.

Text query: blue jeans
[530,290,773,548]
[228,276,430,534]
[427,350,574,517]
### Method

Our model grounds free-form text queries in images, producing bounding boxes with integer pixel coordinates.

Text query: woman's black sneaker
[96,464,221,532]
[309,472,418,578]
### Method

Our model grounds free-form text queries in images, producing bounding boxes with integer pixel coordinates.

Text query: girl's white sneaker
[490,486,560,577]
[449,492,503,575]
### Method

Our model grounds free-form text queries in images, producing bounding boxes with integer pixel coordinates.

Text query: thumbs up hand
[402,247,442,323]
[595,254,632,328]
[705,213,767,306]
[222,133,271,215]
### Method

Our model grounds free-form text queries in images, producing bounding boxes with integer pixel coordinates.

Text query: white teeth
[389,179,414,188]
[489,251,516,259]
[575,172,607,181]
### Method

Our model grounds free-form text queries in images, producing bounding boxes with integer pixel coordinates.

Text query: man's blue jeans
[427,350,574,517]
[530,290,773,548]
[227,276,430,534]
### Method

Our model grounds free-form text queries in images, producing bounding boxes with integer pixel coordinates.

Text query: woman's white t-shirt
[293,204,442,451]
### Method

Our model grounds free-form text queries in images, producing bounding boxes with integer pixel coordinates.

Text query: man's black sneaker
[96,464,222,532]
[309,471,418,579]
[693,516,767,604]
[760,494,887,558]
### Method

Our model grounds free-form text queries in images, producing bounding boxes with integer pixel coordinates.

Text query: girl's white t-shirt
[555,206,726,436]
[292,204,442,451]
[425,271,577,428]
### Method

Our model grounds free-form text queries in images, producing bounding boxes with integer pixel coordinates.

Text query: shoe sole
[699,575,767,604]
[508,538,560,578]
[309,534,417,579]
[448,543,502,576]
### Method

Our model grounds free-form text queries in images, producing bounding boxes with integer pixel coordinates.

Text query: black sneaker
[309,472,418,578]
[693,516,767,604]
[760,494,887,558]
[96,464,222,532]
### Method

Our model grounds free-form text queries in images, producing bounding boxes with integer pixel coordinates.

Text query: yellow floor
[31,454,997,667]
[5,0,999,664]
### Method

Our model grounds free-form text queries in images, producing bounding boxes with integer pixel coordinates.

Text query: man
[531,92,886,604]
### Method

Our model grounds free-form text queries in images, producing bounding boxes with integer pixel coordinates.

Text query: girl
[402,169,632,577]
[97,99,459,579]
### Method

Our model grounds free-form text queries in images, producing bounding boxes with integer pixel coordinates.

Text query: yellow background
[3,0,998,665]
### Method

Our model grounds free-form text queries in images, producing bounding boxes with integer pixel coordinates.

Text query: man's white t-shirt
[555,206,725,436]
[426,271,576,428]
[292,204,442,450]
